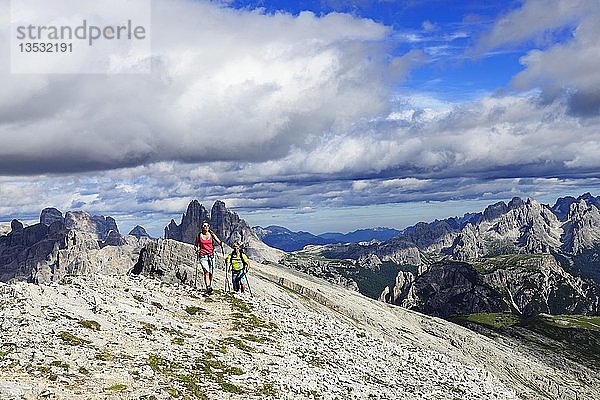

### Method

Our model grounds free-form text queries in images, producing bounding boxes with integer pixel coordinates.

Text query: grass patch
[221,337,254,352]
[104,384,127,391]
[259,383,277,397]
[0,344,16,360]
[185,305,204,315]
[141,322,156,335]
[171,337,185,346]
[162,327,192,338]
[59,331,91,346]
[240,334,266,343]
[195,353,245,394]
[78,320,101,331]
[95,350,113,361]
[78,366,90,375]
[50,360,69,371]
[450,312,522,329]
[540,314,600,331]
[470,254,546,274]
[165,387,180,397]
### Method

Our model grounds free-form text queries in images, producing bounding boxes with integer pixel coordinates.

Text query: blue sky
[1,0,600,236]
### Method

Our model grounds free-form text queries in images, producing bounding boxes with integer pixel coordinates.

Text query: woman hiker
[194,220,224,294]
[225,242,250,293]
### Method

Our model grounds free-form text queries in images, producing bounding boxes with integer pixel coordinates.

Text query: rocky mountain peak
[40,208,63,226]
[129,225,150,238]
[561,198,600,254]
[163,200,283,263]
[481,201,508,221]
[10,219,24,233]
[508,196,525,210]
[164,201,209,244]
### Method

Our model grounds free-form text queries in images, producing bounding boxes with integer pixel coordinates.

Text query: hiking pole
[194,252,198,290]
[244,271,253,297]
[223,246,231,294]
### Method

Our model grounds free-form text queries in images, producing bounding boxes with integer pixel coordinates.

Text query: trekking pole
[221,244,230,293]
[194,252,198,290]
[244,271,253,297]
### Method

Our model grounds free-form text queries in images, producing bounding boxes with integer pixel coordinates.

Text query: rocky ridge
[165,200,283,263]
[2,238,598,399]
[0,209,148,284]
[382,255,600,317]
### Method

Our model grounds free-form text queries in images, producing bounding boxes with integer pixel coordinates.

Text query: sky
[1,0,600,236]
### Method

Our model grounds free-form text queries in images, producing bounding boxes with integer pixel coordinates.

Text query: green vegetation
[162,327,192,338]
[104,384,127,391]
[352,261,417,299]
[165,387,181,397]
[259,383,277,397]
[221,337,254,352]
[147,352,244,398]
[484,239,518,257]
[171,337,185,346]
[451,312,600,370]
[50,360,69,371]
[539,314,600,331]
[450,312,521,329]
[78,366,90,375]
[59,331,91,346]
[141,322,156,335]
[284,253,415,300]
[240,334,267,343]
[0,344,15,360]
[470,253,546,274]
[78,319,101,331]
[196,353,245,394]
[95,350,113,361]
[185,305,204,315]
[225,294,277,333]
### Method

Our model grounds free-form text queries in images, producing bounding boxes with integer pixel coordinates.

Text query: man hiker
[225,242,250,293]
[194,220,224,294]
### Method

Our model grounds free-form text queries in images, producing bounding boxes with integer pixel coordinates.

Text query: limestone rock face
[164,200,209,244]
[162,200,283,263]
[40,208,63,226]
[64,211,120,242]
[379,270,415,306]
[128,225,150,238]
[392,256,600,317]
[448,198,563,259]
[0,210,136,283]
[132,239,198,286]
[561,199,600,254]
[400,261,509,318]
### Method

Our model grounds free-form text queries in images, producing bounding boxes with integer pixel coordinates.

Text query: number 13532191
[18,42,73,53]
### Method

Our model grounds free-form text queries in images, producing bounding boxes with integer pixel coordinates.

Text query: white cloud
[0,1,392,174]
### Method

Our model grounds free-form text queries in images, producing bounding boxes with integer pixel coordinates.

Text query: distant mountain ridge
[252,225,402,252]
[281,193,600,319]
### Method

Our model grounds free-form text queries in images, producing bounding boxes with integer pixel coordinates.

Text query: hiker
[225,242,250,293]
[194,220,224,294]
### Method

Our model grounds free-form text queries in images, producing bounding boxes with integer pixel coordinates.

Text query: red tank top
[198,234,214,256]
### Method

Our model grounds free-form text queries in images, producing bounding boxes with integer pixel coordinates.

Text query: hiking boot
[207,286,213,295]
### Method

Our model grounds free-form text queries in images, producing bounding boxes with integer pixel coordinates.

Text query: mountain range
[1,195,600,398]
[252,225,402,251]
[279,193,600,317]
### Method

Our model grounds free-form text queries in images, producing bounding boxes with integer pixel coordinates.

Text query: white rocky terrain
[1,240,599,400]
